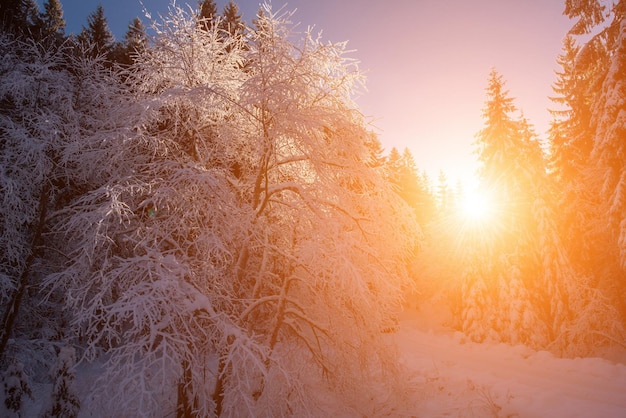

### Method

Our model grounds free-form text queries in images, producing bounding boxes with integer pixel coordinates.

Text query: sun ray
[457,187,494,223]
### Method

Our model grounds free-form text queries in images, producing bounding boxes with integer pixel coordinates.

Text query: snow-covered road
[396,313,626,417]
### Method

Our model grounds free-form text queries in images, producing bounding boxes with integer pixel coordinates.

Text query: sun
[458,188,494,223]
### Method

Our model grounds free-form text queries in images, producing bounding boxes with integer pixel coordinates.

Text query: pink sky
[56,0,573,184]
[284,0,572,184]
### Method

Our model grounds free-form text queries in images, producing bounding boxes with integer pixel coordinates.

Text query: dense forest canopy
[0,0,625,416]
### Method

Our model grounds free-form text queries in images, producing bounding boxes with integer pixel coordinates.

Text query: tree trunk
[212,353,227,417]
[0,185,49,359]
[176,358,197,418]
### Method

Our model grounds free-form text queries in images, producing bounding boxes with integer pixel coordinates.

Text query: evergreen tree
[588,3,626,297]
[466,69,550,347]
[78,4,114,58]
[39,0,65,41]
[565,0,606,35]
[2,361,32,417]
[549,35,593,183]
[476,70,518,190]
[436,170,452,216]
[548,34,597,277]
[469,70,615,353]
[43,347,80,418]
[386,147,401,180]
[111,17,147,66]
[539,1,626,354]
[384,147,434,225]
[401,148,435,224]
[197,0,217,32]
[125,17,147,53]
[219,0,244,38]
[0,0,40,37]
[363,132,386,168]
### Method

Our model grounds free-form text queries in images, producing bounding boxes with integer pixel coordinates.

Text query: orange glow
[458,188,494,223]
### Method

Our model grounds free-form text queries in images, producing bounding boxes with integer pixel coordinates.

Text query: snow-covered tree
[110,17,148,67]
[549,35,593,184]
[462,70,553,347]
[576,4,626,338]
[43,346,80,418]
[38,0,65,42]
[0,33,75,358]
[1,361,32,417]
[0,22,152,415]
[548,34,596,277]
[78,5,114,58]
[219,0,245,39]
[45,3,419,416]
[532,0,626,356]
[565,0,607,36]
[384,147,434,224]
[197,0,218,32]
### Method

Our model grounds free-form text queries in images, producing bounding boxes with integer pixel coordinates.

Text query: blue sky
[39,0,573,184]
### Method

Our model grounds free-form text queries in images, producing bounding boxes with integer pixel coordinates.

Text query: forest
[0,0,625,416]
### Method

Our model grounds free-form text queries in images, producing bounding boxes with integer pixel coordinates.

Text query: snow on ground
[397,307,626,418]
[17,304,626,417]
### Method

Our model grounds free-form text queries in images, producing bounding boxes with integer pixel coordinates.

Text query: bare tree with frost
[45,3,419,417]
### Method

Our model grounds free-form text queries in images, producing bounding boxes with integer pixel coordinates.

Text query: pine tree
[476,70,518,190]
[363,132,386,168]
[588,4,626,295]
[111,17,147,66]
[542,0,626,354]
[219,0,244,38]
[43,347,80,418]
[466,69,550,347]
[549,35,592,183]
[565,0,606,36]
[402,148,435,224]
[0,0,40,37]
[436,170,452,216]
[78,5,114,58]
[2,361,32,417]
[197,0,217,32]
[386,146,401,176]
[39,0,65,41]
[548,34,597,278]
[384,147,434,225]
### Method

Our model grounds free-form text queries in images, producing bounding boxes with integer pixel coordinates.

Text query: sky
[47,0,573,185]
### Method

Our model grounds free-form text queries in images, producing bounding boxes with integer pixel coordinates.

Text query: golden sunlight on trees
[412,67,620,352]
[3,1,626,416]
[413,17,626,353]
[378,0,626,375]
[460,70,584,349]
